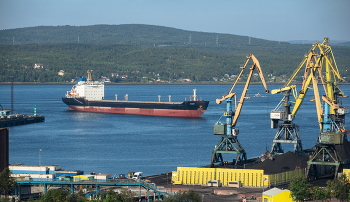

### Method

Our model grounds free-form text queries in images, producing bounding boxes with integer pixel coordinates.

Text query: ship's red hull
[68,106,206,117]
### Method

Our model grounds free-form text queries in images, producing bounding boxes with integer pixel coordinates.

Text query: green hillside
[0,24,285,47]
[0,24,349,83]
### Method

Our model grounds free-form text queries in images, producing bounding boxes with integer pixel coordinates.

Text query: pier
[0,115,45,127]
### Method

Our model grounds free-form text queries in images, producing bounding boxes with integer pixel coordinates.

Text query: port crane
[210,53,269,166]
[270,85,302,153]
[302,38,348,178]
[269,49,318,153]
[269,38,347,154]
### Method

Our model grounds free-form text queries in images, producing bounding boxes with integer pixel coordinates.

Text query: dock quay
[0,114,45,127]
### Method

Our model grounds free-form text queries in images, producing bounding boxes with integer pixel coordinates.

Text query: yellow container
[172,167,306,187]
[172,167,264,187]
[342,169,350,179]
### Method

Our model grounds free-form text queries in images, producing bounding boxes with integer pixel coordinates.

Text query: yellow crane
[269,37,348,178]
[269,38,347,154]
[270,84,302,153]
[285,38,347,131]
[273,38,344,120]
[211,53,269,166]
[303,38,348,179]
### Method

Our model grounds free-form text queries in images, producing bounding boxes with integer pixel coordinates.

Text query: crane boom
[271,38,344,120]
[270,85,296,95]
[216,53,269,126]
[231,54,269,126]
[216,93,235,104]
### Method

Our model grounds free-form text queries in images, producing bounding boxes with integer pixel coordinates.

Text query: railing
[15,178,173,196]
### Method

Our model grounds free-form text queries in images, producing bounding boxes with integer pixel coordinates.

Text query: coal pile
[246,151,309,174]
[335,139,350,161]
[244,140,350,175]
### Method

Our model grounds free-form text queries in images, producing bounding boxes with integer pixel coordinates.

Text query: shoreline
[0,82,280,85]
[2,82,347,85]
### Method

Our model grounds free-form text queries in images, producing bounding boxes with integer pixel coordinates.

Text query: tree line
[289,175,350,201]
[1,25,349,83]
[1,43,349,83]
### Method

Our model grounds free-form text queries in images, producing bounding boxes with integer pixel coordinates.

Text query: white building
[34,63,44,69]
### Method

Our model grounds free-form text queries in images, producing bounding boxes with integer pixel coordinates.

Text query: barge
[0,110,45,127]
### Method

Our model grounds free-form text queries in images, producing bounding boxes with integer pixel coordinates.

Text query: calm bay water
[1,84,349,177]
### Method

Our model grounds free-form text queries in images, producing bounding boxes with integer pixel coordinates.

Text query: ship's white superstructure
[66,71,104,101]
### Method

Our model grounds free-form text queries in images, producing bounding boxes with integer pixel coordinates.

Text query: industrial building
[0,128,9,172]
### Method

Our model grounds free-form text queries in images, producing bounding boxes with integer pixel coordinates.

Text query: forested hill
[0,24,349,83]
[1,24,349,47]
[0,24,285,48]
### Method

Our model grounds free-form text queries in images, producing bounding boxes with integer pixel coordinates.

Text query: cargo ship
[62,71,209,117]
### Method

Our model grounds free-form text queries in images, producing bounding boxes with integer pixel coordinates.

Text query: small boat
[254,93,267,97]
[62,71,209,117]
[253,93,267,98]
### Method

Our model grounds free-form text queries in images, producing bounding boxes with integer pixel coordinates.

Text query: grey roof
[263,187,289,197]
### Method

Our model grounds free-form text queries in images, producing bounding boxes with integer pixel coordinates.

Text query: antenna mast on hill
[216,35,219,45]
[279,35,281,45]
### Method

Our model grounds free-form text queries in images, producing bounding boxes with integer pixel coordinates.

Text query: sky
[0,0,349,42]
